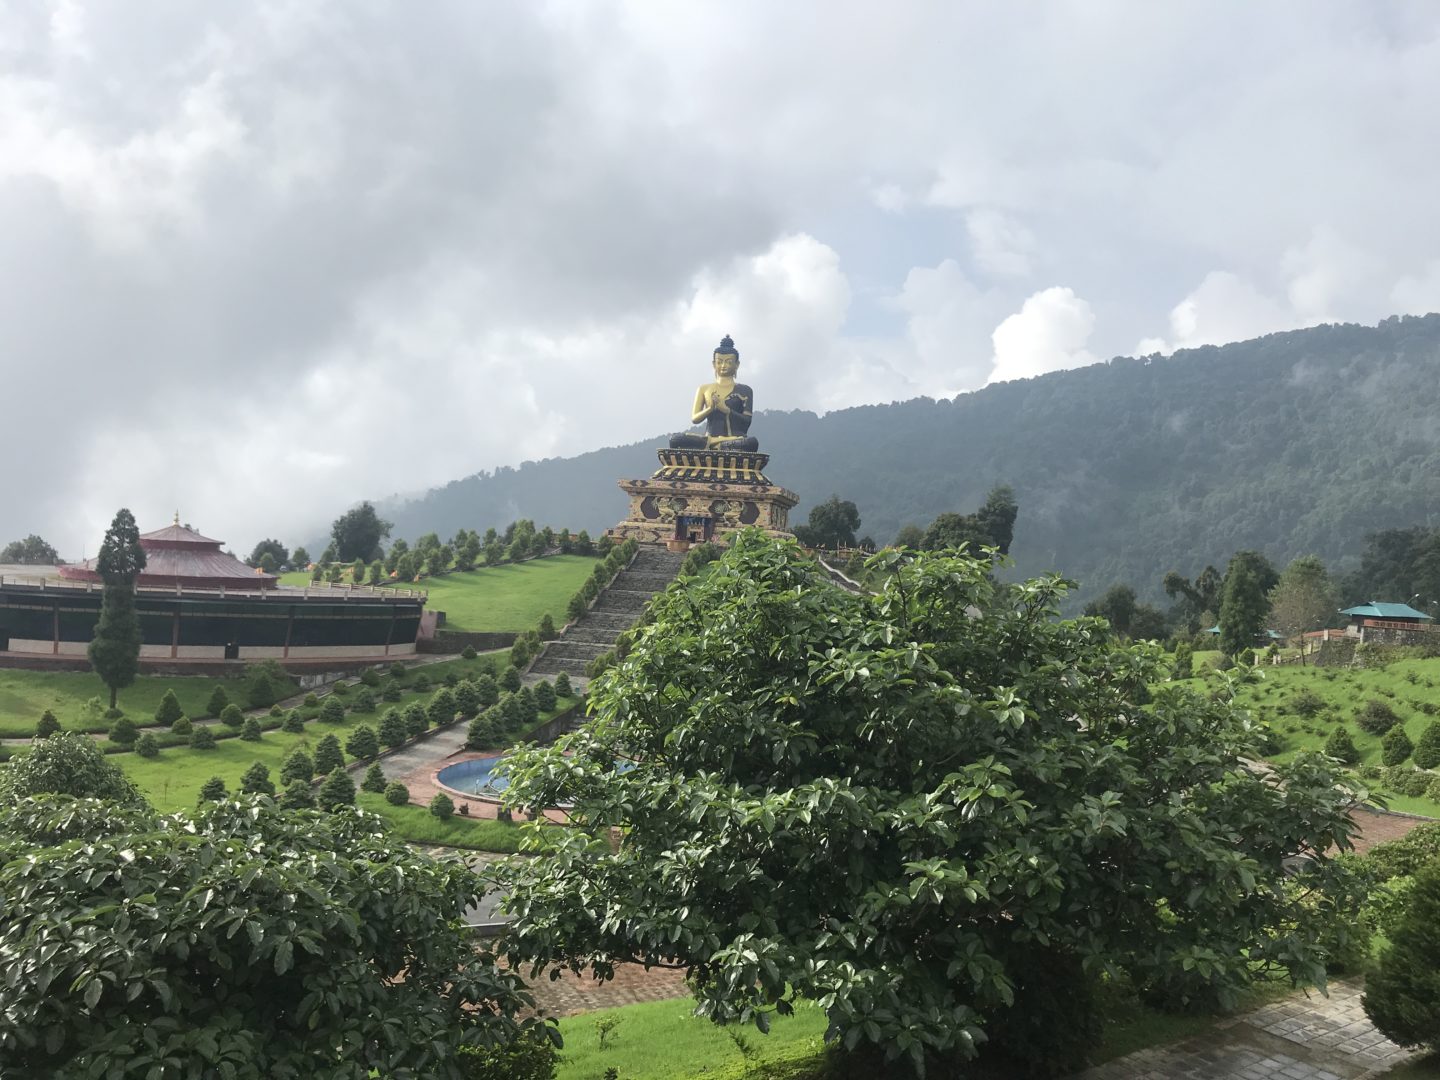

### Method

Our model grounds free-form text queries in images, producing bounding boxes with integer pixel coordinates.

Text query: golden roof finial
[174,510,180,526]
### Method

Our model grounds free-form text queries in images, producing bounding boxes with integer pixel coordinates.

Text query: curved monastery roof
[59,520,277,590]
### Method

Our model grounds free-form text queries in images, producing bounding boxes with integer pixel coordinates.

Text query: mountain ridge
[379,314,1440,605]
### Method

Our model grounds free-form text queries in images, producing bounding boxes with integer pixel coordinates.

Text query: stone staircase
[528,547,687,684]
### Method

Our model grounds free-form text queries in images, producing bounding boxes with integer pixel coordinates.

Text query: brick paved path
[1074,979,1425,1079]
[522,963,691,1018]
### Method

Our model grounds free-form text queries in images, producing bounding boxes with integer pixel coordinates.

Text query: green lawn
[0,668,245,739]
[356,792,534,852]
[280,555,601,632]
[554,998,829,1080]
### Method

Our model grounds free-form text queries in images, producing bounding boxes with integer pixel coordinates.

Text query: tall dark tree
[330,501,393,563]
[1219,556,1269,657]
[1224,550,1279,598]
[973,485,1019,556]
[88,509,147,709]
[1,534,61,564]
[792,495,861,550]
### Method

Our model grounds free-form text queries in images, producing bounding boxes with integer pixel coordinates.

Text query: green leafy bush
[412,672,431,693]
[1358,699,1401,736]
[1414,722,1440,769]
[282,710,305,734]
[1324,726,1361,765]
[1382,726,1414,767]
[240,718,262,743]
[384,781,410,806]
[1367,823,1440,881]
[219,704,244,729]
[35,710,62,739]
[0,796,544,1075]
[404,702,429,738]
[1290,688,1326,718]
[107,716,138,746]
[429,792,455,820]
[350,687,377,714]
[428,688,458,727]
[280,780,315,810]
[320,697,346,724]
[190,726,217,750]
[134,732,160,758]
[360,667,381,688]
[462,644,478,660]
[1364,860,1440,1051]
[456,1030,558,1080]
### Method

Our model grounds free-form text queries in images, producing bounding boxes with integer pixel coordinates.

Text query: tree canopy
[791,494,861,550]
[0,731,145,806]
[330,501,393,563]
[495,531,1363,1075]
[95,508,146,585]
[0,796,548,1078]
[248,538,289,568]
[0,534,60,565]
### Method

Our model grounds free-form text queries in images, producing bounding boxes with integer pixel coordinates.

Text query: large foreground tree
[87,508,147,708]
[496,531,1363,1076]
[0,796,547,1078]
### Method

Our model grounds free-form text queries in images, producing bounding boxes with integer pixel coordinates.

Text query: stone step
[541,640,612,662]
[613,572,675,591]
[593,596,651,615]
[574,612,634,631]
[529,656,591,677]
[561,626,625,645]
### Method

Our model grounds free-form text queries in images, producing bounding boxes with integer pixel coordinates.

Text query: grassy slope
[393,556,599,632]
[1194,655,1440,816]
[278,555,601,632]
[0,669,244,739]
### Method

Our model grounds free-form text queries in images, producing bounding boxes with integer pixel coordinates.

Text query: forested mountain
[381,314,1440,606]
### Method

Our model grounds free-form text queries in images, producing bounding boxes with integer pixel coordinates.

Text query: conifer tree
[279,748,314,785]
[35,710,61,739]
[1364,859,1440,1051]
[314,734,344,774]
[198,776,227,802]
[403,701,428,738]
[220,704,244,729]
[280,780,315,810]
[240,717,262,742]
[1323,725,1360,765]
[205,686,230,718]
[87,509,146,709]
[190,726,217,750]
[345,725,379,761]
[154,689,184,728]
[500,666,521,693]
[1382,726,1414,767]
[362,762,387,794]
[240,762,275,796]
[318,769,356,810]
[555,671,572,698]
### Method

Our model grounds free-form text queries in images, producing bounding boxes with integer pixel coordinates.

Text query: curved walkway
[1073,978,1423,1079]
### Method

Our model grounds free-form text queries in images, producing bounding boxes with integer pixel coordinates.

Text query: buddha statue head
[712,334,739,379]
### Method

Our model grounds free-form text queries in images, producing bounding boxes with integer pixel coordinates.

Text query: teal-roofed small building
[1339,601,1434,644]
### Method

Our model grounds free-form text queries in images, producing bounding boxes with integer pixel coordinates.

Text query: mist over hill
[381,314,1440,605]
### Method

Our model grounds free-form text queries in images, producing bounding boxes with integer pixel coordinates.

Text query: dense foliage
[88,507,147,708]
[0,731,145,805]
[379,315,1440,606]
[0,534,60,564]
[0,796,548,1078]
[495,532,1363,1074]
[1363,858,1440,1052]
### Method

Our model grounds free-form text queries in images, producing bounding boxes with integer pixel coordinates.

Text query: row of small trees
[308,520,612,585]
[563,539,638,623]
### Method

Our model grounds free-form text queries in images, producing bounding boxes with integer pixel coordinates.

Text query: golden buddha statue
[668,335,759,452]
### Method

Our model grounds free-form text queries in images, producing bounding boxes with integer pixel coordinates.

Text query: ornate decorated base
[653,447,773,484]
[609,449,797,547]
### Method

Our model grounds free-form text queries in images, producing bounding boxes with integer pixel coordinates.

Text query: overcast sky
[4,2,1440,559]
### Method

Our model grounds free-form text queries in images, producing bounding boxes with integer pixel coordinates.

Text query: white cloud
[5,5,1440,553]
[988,287,1098,385]
[965,208,1037,278]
